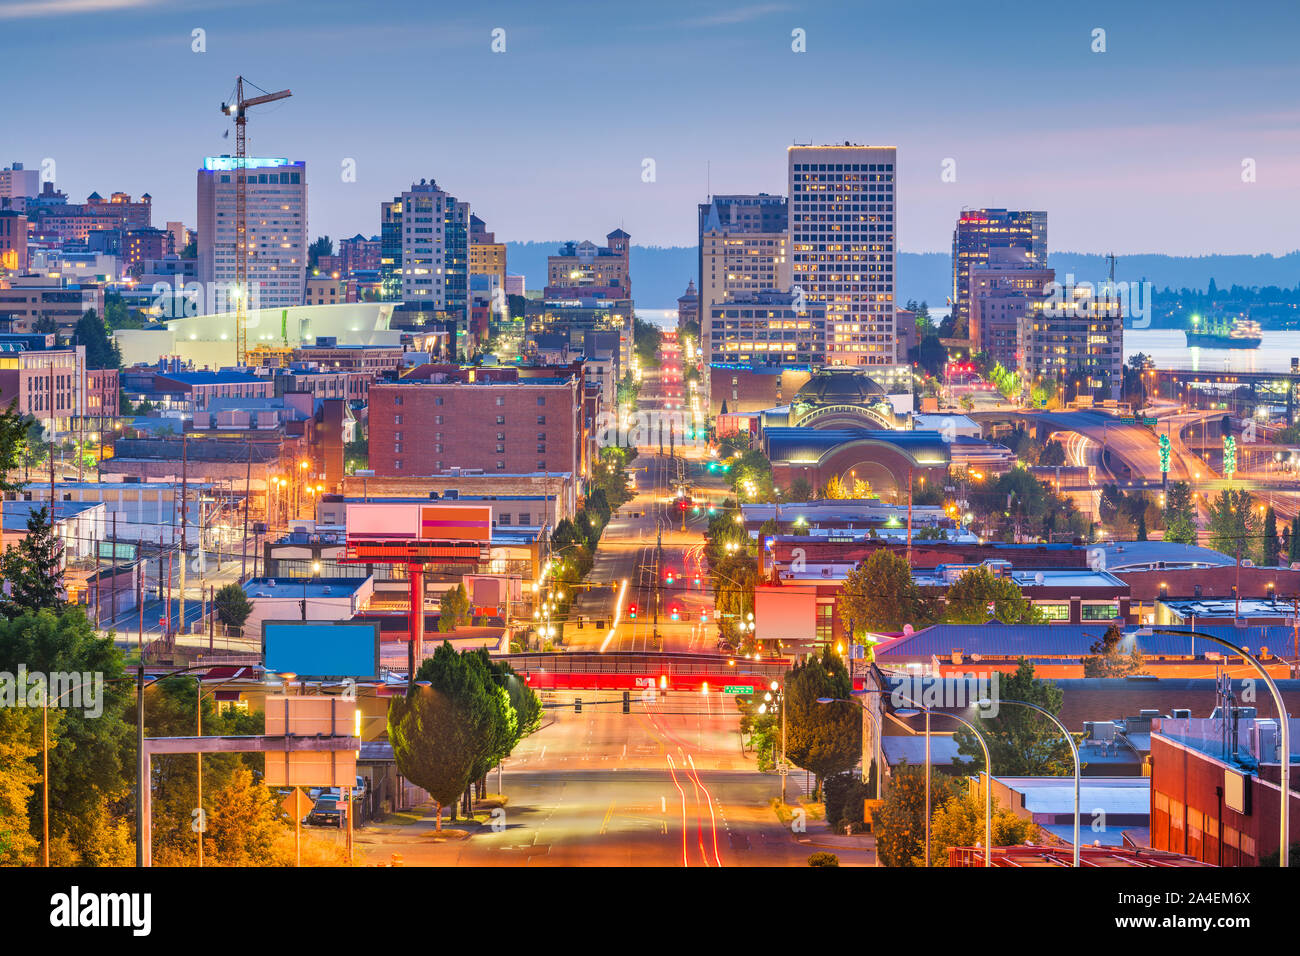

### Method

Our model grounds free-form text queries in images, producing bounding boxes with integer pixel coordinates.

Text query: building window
[495,396,505,406]
[394,395,403,406]
[815,604,833,644]
[536,396,545,406]
[1082,603,1119,620]
[1038,603,1070,621]
[394,459,403,470]
[519,513,530,525]
[496,415,506,425]
[394,414,403,425]
[537,415,546,425]
[499,513,511,525]
[435,396,444,406]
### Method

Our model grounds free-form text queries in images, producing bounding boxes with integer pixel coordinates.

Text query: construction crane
[220,76,292,364]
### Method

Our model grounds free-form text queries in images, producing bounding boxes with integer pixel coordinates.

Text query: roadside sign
[723,685,754,695]
[281,788,312,821]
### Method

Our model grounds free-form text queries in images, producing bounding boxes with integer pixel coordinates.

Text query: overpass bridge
[495,651,792,692]
[1152,367,1300,424]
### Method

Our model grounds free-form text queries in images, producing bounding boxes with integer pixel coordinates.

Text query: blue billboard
[263,620,380,680]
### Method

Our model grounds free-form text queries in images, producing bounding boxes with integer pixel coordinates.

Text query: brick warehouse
[369,366,583,482]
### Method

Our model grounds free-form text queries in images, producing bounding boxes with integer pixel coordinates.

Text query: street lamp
[1140,627,1290,867]
[979,696,1080,866]
[823,687,993,866]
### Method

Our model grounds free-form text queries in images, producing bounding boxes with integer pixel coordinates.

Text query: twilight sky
[3,0,1299,255]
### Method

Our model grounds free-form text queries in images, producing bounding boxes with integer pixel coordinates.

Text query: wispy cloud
[0,0,166,19]
[686,3,792,26]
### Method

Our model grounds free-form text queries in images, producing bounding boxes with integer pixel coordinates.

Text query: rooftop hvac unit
[1171,708,1192,719]
[1139,709,1160,718]
[1250,720,1280,763]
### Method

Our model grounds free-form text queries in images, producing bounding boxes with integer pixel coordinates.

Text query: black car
[305,797,345,827]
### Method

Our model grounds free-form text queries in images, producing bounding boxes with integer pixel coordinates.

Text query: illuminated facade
[705,290,824,366]
[1018,291,1124,399]
[698,194,790,383]
[788,144,896,367]
[546,231,630,297]
[196,156,307,310]
[952,208,1046,339]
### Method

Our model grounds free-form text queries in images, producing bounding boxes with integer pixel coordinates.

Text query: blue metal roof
[875,621,1230,660]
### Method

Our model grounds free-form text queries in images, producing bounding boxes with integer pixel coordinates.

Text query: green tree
[928,786,1036,866]
[633,317,662,367]
[73,309,121,370]
[952,658,1074,776]
[1162,481,1198,545]
[942,565,1040,624]
[0,506,65,617]
[874,761,964,867]
[0,606,132,864]
[1136,510,1148,541]
[437,583,470,632]
[1082,623,1147,677]
[783,649,860,796]
[1205,488,1261,564]
[807,851,840,867]
[214,583,253,632]
[0,708,41,865]
[307,235,333,269]
[838,549,934,635]
[1263,506,1281,567]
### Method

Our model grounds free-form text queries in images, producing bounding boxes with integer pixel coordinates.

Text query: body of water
[1125,329,1300,373]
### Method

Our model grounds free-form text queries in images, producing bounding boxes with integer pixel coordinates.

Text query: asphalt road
[355,692,863,867]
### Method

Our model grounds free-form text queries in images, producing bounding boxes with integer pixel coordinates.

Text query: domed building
[786,368,900,430]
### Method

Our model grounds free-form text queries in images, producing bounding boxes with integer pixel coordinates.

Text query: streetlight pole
[1144,627,1290,867]
[985,696,1080,866]
[822,688,997,866]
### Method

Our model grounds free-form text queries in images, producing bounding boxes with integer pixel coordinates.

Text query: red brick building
[369,366,583,481]
[1150,716,1300,866]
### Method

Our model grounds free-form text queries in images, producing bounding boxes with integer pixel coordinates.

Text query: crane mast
[220,76,291,364]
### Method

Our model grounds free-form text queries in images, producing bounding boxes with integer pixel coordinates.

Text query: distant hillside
[504,242,1300,313]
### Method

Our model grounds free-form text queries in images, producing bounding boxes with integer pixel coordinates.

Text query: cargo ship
[1184,315,1262,349]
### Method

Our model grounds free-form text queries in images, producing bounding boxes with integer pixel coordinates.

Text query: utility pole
[179,434,188,637]
[906,467,914,567]
[110,512,118,624]
[240,441,252,582]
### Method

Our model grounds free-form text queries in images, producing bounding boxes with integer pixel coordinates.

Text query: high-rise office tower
[951,208,1046,339]
[380,179,470,331]
[697,194,790,366]
[197,156,307,311]
[788,144,897,366]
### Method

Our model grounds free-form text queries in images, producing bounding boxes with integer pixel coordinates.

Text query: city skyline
[3,0,1299,254]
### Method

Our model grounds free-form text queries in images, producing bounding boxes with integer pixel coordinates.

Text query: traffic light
[575,698,582,713]
[628,603,637,619]
[665,572,674,585]
[1158,433,1171,474]
[622,690,630,714]
[670,607,680,621]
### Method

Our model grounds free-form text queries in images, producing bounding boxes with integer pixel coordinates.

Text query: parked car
[305,797,345,828]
